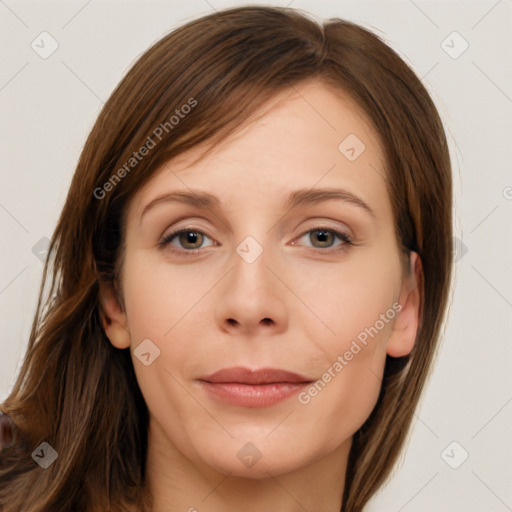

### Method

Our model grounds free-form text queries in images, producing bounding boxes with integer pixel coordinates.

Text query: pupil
[182,231,201,247]
[313,230,332,247]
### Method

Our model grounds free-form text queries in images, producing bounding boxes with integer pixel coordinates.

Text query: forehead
[128,80,388,222]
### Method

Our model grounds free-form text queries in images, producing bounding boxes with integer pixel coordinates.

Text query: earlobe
[99,283,131,349]
[386,251,423,358]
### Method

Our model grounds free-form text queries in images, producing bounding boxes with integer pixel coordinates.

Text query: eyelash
[158,226,354,257]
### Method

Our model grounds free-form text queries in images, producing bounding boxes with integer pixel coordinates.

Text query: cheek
[120,253,208,441]
[121,250,215,342]
[298,353,385,450]
[120,251,218,398]
[293,247,401,348]
[296,285,395,443]
[292,249,400,427]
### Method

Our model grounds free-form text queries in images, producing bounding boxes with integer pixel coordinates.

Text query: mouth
[197,367,315,408]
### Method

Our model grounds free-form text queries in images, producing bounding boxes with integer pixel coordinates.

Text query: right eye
[159,228,216,255]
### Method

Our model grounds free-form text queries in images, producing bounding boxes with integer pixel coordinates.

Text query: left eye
[294,228,352,250]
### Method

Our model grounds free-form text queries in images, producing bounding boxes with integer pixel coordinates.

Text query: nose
[214,238,289,337]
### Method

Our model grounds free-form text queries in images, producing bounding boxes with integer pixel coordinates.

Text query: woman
[0,5,452,511]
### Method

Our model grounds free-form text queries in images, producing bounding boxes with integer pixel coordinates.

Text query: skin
[101,80,421,512]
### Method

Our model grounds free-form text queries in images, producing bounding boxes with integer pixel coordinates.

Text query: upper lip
[199,367,314,385]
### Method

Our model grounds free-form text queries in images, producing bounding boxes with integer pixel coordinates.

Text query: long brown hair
[0,6,452,511]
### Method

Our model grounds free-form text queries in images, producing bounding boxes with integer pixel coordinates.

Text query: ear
[386,251,423,358]
[99,283,131,349]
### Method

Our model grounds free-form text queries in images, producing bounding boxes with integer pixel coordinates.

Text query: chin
[201,446,304,479]
[211,460,296,480]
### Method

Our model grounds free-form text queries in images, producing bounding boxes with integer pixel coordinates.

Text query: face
[102,80,420,480]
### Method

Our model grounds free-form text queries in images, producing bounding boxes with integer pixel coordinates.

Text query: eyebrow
[140,187,376,222]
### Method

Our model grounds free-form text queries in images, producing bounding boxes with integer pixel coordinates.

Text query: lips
[197,367,315,408]
[199,367,314,385]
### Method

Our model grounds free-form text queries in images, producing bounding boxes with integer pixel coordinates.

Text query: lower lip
[199,381,311,408]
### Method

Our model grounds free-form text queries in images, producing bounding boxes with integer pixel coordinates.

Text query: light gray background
[1,1,511,510]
